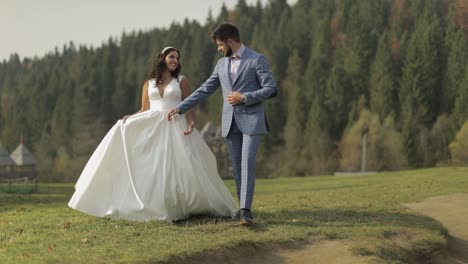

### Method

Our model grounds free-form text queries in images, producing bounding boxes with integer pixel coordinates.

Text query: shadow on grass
[173,214,270,232]
[444,235,468,262]
[166,209,447,264]
[257,209,445,231]
[153,241,293,264]
[174,209,445,233]
[417,235,468,263]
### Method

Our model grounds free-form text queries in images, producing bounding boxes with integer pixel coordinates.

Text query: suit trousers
[226,117,261,210]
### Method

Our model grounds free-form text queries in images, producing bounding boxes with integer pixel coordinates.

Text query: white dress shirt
[229,44,245,84]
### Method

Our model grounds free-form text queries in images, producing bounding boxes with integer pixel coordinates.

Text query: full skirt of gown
[68,110,237,222]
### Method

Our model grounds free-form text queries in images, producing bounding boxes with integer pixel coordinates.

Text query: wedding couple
[68,23,277,226]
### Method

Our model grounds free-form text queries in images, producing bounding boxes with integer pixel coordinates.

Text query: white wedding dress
[68,76,237,222]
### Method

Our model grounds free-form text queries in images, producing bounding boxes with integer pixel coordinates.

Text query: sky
[0,0,297,62]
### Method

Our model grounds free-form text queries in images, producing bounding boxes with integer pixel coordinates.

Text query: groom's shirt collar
[232,44,245,59]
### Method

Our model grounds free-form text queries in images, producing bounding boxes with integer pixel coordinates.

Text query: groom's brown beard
[224,46,233,57]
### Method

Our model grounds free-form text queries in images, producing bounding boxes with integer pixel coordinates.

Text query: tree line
[1,0,467,181]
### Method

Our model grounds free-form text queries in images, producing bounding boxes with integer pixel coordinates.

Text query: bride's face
[165,51,179,72]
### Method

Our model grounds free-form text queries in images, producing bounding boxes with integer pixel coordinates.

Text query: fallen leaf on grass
[81,235,97,243]
[63,221,72,229]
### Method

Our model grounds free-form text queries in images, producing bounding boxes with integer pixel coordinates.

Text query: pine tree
[282,50,304,175]
[399,11,443,166]
[369,31,397,120]
[298,15,334,175]
[441,25,468,113]
[453,66,468,128]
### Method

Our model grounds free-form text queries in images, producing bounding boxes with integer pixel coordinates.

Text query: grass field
[1,167,467,263]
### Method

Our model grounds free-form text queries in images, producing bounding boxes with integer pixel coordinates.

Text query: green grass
[1,167,467,263]
[0,183,38,194]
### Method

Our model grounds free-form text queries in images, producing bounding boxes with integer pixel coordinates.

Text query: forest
[1,0,468,181]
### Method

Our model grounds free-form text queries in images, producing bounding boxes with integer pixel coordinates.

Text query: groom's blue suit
[176,46,277,210]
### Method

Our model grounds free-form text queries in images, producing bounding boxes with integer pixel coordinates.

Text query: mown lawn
[1,167,467,263]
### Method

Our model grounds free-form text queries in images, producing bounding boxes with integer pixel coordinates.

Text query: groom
[168,22,277,226]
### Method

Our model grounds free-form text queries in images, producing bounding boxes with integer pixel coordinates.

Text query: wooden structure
[0,144,16,178]
[0,140,38,191]
[200,122,233,179]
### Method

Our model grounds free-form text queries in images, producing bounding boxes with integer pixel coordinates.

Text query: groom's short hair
[211,23,241,43]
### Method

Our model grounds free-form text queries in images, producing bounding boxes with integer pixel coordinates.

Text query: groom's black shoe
[240,209,253,226]
[232,210,240,221]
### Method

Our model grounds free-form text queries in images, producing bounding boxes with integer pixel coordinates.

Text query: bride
[68,46,237,222]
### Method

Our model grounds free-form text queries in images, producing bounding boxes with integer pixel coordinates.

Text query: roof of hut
[10,143,37,166]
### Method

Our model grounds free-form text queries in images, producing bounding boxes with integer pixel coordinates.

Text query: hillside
[1,0,468,181]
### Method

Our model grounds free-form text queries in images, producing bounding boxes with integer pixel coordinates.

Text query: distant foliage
[1,0,467,180]
[449,121,468,166]
[339,109,406,172]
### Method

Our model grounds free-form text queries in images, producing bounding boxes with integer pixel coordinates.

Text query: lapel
[222,58,233,90]
[232,48,250,87]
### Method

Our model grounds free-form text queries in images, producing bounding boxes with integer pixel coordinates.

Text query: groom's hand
[228,92,243,105]
[168,108,180,121]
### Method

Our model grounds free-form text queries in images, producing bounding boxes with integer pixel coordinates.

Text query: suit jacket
[177,47,277,137]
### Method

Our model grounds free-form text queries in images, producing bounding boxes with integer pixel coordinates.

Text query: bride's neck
[162,71,172,80]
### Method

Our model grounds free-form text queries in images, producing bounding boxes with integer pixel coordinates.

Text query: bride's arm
[138,81,150,112]
[123,81,149,122]
[180,77,195,135]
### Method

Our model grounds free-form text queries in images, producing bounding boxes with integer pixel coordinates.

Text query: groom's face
[216,39,233,57]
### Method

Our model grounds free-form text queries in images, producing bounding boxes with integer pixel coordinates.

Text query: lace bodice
[148,77,182,111]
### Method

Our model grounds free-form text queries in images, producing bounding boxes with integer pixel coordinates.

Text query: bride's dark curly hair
[149,47,181,84]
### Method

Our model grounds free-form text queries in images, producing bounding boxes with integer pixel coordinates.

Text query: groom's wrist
[240,94,246,103]
[176,106,184,114]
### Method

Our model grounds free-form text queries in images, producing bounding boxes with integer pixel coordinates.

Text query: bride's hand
[168,108,180,121]
[184,122,195,135]
[122,115,131,123]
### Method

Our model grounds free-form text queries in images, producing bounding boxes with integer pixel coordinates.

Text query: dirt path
[164,193,468,264]
[404,193,468,264]
[270,240,371,264]
[163,238,373,264]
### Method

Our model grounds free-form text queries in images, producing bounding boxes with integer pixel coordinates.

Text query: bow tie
[230,54,239,60]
